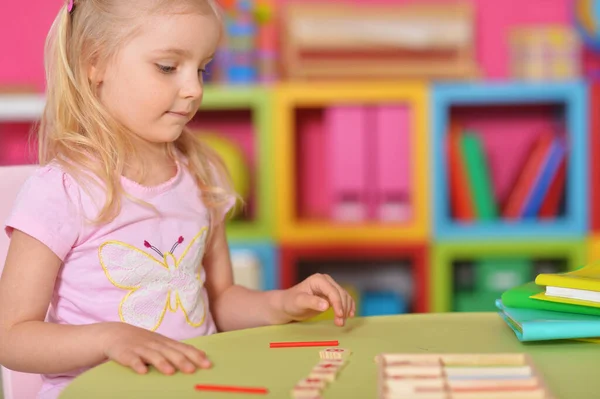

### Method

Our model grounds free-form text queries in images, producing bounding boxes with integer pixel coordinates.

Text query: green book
[501,282,600,316]
[460,132,497,220]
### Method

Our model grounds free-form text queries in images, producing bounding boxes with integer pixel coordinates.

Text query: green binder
[501,282,600,316]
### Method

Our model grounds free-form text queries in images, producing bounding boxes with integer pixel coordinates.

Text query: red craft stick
[194,384,268,394]
[269,340,338,348]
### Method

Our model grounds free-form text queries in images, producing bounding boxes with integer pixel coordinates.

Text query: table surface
[60,312,600,398]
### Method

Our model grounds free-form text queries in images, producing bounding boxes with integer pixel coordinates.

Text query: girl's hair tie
[67,0,74,13]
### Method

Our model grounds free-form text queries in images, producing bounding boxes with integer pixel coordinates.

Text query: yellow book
[532,264,600,308]
[535,264,600,291]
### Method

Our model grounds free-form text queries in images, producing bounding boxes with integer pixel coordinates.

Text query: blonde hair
[39,0,238,238]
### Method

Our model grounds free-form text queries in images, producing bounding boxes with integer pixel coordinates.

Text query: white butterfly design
[98,228,208,331]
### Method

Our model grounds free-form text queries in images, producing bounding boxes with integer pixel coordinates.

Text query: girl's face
[94,10,220,148]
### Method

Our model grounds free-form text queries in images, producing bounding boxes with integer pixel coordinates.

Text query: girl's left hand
[281,273,356,326]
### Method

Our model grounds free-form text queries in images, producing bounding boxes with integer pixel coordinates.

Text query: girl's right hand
[99,322,212,375]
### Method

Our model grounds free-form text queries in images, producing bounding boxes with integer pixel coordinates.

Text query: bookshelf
[431,240,586,312]
[280,243,429,313]
[432,81,588,240]
[273,81,430,244]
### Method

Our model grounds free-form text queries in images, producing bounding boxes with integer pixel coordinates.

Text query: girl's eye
[198,68,208,77]
[157,64,176,74]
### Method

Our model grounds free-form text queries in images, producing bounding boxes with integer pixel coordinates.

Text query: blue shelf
[229,241,279,290]
[432,81,589,240]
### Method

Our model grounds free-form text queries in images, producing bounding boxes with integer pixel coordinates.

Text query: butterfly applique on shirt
[98,228,208,331]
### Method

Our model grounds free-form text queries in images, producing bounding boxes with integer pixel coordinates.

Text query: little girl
[0,1,355,398]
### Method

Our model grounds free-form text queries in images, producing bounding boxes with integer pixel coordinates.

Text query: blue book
[496,299,600,341]
[521,137,566,218]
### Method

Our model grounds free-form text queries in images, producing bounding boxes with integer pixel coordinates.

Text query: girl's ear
[88,53,105,87]
[88,64,103,86]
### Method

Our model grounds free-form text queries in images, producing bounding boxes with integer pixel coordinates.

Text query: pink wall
[0,0,61,91]
[0,0,572,89]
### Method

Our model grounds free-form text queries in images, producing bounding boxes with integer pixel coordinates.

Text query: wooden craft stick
[376,354,443,365]
[385,366,444,378]
[384,377,446,391]
[450,390,547,399]
[452,384,543,393]
[194,384,268,394]
[440,354,526,366]
[382,392,449,399]
[270,340,338,348]
[448,377,539,389]
[376,353,526,367]
[444,366,532,378]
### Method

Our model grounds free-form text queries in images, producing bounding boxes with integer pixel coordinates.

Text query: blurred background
[1,0,600,321]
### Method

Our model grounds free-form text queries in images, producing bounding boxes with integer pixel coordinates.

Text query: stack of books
[497,264,600,342]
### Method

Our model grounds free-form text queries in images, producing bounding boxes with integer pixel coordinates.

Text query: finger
[155,344,197,374]
[321,274,348,319]
[350,297,356,317]
[310,274,344,319]
[114,350,148,374]
[344,293,354,318]
[166,341,212,369]
[135,347,176,375]
[295,292,329,313]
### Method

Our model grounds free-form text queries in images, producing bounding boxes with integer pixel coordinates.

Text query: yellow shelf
[587,235,600,264]
[273,81,430,244]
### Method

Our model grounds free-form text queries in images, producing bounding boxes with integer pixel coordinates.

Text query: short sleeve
[208,162,237,223]
[4,165,82,261]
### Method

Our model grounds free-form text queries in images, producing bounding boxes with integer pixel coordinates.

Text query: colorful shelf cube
[432,81,588,239]
[431,240,586,312]
[274,81,430,244]
[280,243,429,313]
[201,85,274,240]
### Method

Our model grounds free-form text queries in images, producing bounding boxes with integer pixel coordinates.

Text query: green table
[61,313,600,398]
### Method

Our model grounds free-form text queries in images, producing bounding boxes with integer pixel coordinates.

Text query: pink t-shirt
[4,158,233,399]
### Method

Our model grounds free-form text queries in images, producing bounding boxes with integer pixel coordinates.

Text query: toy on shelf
[280,2,478,81]
[432,240,585,313]
[197,131,251,216]
[229,242,279,290]
[210,0,277,84]
[362,291,408,316]
[454,258,532,312]
[254,0,278,83]
[230,248,262,290]
[281,244,429,313]
[575,0,600,79]
[509,26,581,81]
